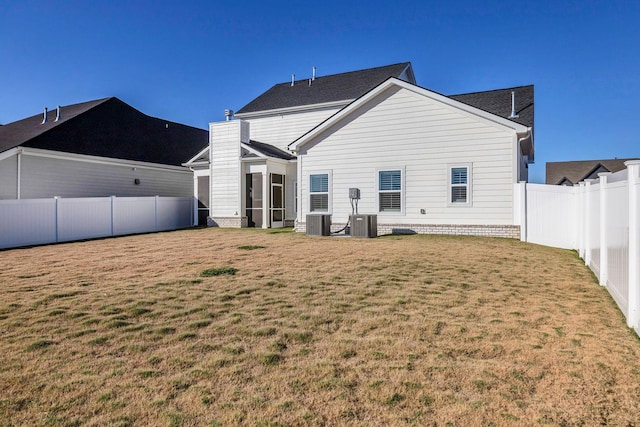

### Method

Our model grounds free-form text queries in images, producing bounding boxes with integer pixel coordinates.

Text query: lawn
[1,228,640,426]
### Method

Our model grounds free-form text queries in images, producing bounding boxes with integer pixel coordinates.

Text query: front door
[270,174,284,228]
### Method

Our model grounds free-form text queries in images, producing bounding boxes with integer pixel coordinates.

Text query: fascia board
[183,146,210,165]
[290,78,530,152]
[0,147,20,161]
[19,147,191,173]
[240,143,268,159]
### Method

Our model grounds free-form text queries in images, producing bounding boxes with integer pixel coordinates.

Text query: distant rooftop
[546,158,636,185]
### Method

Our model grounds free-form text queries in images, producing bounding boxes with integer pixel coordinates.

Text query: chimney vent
[509,91,519,119]
[55,105,61,122]
[291,74,295,87]
[312,66,316,81]
[41,107,48,124]
[224,109,234,121]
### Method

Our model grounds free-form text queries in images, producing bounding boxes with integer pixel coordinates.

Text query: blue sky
[1,0,638,183]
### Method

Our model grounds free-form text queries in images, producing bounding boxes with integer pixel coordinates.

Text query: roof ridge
[272,62,411,86]
[450,84,533,97]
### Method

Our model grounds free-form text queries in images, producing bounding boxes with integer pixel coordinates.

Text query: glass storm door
[270,174,284,228]
[246,173,263,228]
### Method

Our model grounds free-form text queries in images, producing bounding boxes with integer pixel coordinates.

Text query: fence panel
[0,199,57,247]
[57,198,113,242]
[156,197,192,231]
[112,197,157,236]
[524,184,577,249]
[605,181,629,313]
[0,196,193,249]
[588,184,601,275]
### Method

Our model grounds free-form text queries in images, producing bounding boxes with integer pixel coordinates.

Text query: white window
[448,164,472,205]
[378,169,403,213]
[309,173,330,212]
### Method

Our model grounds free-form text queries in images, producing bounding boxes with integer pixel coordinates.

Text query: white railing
[0,196,194,250]
[516,160,640,333]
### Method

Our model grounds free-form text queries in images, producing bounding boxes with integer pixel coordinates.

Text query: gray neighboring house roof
[546,159,635,185]
[0,97,208,166]
[449,85,534,129]
[235,62,415,115]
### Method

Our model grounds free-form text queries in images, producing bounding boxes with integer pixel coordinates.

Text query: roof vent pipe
[291,74,295,87]
[312,66,316,81]
[55,105,61,122]
[41,107,48,124]
[509,91,519,119]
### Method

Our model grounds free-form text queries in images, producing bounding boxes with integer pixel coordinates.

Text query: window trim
[376,167,405,215]
[308,170,332,214]
[447,163,472,206]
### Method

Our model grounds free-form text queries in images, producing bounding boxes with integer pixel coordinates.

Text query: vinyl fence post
[584,180,592,267]
[110,196,116,236]
[578,182,586,259]
[155,196,159,231]
[626,160,640,329]
[598,173,610,287]
[54,196,60,243]
[518,181,527,242]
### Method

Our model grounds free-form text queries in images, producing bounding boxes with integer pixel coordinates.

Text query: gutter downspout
[17,148,22,199]
[517,128,533,163]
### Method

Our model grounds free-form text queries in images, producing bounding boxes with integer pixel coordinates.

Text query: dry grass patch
[1,228,640,425]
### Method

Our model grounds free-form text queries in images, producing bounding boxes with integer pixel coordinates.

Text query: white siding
[299,86,517,226]
[245,107,342,150]
[0,154,18,199]
[210,121,243,216]
[17,154,191,199]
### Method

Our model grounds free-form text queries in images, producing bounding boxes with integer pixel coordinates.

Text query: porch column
[262,172,269,229]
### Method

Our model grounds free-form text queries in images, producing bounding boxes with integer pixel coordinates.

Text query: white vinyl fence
[0,196,194,250]
[517,160,640,333]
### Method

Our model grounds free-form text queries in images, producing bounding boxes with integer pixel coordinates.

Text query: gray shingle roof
[235,63,414,115]
[546,159,635,185]
[0,97,208,166]
[449,85,534,128]
[243,140,295,160]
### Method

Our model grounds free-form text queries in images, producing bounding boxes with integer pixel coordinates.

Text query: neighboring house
[202,62,535,238]
[546,159,635,185]
[0,97,208,212]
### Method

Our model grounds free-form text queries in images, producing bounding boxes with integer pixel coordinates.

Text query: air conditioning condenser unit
[306,214,331,236]
[350,214,377,238]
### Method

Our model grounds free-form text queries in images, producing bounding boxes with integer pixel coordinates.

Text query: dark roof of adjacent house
[0,97,208,166]
[449,85,534,128]
[546,158,635,185]
[235,62,415,115]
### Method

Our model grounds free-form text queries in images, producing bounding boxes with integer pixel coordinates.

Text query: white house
[198,62,534,237]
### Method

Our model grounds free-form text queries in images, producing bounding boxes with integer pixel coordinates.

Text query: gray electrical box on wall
[349,188,360,199]
[350,214,377,238]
